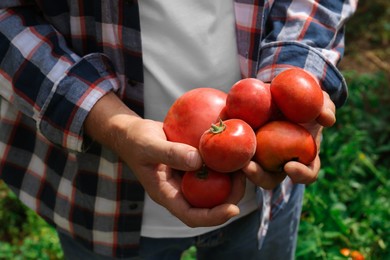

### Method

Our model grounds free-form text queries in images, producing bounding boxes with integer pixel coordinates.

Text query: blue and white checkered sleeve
[257,0,358,108]
[0,6,120,152]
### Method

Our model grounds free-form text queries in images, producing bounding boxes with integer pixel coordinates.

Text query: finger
[316,91,336,127]
[284,156,321,184]
[242,161,286,190]
[225,172,246,204]
[153,140,203,171]
[167,195,240,228]
[157,169,240,228]
[316,107,336,127]
[185,204,240,228]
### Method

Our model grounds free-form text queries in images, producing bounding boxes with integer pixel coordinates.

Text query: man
[0,0,357,259]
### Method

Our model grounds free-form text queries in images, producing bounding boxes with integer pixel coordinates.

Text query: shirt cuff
[38,53,121,152]
[256,41,348,108]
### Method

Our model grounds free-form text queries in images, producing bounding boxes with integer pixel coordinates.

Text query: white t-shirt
[139,0,258,238]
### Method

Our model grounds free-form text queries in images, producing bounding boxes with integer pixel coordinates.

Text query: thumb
[155,140,203,171]
[316,91,336,127]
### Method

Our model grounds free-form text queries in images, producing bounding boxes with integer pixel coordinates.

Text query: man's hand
[242,91,336,189]
[116,118,246,227]
[84,92,246,227]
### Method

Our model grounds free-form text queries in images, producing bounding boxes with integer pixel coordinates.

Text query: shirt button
[128,79,137,86]
[128,203,138,210]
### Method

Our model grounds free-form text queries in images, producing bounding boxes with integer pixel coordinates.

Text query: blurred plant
[346,0,390,48]
[297,71,390,259]
[0,181,63,260]
[181,246,197,260]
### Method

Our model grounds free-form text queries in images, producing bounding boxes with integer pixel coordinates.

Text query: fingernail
[186,151,201,169]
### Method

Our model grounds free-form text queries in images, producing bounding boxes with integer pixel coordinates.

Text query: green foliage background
[296,0,390,257]
[1,0,389,259]
[296,71,390,259]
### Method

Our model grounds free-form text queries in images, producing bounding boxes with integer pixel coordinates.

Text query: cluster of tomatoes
[163,67,324,208]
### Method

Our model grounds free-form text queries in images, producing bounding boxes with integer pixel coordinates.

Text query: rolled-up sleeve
[0,5,121,152]
[257,0,358,108]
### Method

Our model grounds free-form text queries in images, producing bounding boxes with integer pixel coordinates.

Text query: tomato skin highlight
[181,167,232,208]
[199,119,257,173]
[226,78,272,129]
[163,88,227,148]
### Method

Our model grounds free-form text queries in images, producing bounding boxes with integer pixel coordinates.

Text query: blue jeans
[58,184,304,260]
[139,209,260,260]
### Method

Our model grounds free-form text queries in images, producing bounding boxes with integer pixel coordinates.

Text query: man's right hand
[84,92,246,227]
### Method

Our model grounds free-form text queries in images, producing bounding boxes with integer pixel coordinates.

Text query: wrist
[84,92,142,154]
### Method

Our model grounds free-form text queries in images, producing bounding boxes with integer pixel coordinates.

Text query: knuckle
[164,145,178,165]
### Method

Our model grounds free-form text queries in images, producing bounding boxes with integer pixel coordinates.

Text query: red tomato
[181,167,232,208]
[225,78,272,129]
[199,119,256,173]
[254,121,317,172]
[340,248,351,257]
[270,68,324,123]
[163,88,227,148]
[340,248,365,260]
[218,106,229,121]
[350,251,365,260]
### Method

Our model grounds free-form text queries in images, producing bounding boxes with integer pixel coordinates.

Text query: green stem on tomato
[210,118,226,134]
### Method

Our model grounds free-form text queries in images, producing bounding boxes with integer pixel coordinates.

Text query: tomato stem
[210,118,226,134]
[196,165,209,179]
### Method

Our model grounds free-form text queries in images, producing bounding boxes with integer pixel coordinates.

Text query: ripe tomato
[254,121,317,172]
[181,167,232,208]
[340,248,365,260]
[270,68,324,123]
[163,88,227,148]
[340,248,351,257]
[225,78,272,129]
[199,119,256,173]
[350,251,365,260]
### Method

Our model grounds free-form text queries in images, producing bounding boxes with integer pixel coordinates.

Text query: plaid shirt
[0,0,356,258]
